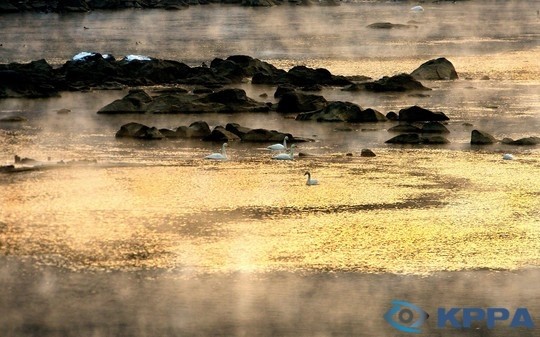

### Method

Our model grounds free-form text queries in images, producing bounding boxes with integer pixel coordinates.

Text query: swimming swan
[205,143,228,160]
[272,144,295,160]
[410,5,424,12]
[502,153,514,160]
[267,136,289,151]
[304,171,319,185]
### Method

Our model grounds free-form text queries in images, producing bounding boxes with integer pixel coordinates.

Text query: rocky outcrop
[0,59,59,98]
[98,88,269,114]
[398,106,450,122]
[295,101,387,123]
[203,126,241,142]
[252,65,352,87]
[361,73,430,92]
[470,130,496,145]
[411,58,458,81]
[360,149,376,157]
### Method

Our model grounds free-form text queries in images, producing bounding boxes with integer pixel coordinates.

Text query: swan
[205,143,228,160]
[502,153,514,160]
[272,144,296,160]
[410,5,424,12]
[267,136,289,151]
[304,171,319,185]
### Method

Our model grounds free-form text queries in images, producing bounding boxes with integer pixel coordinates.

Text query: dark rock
[186,121,211,137]
[295,102,386,123]
[421,135,450,144]
[97,89,152,114]
[136,127,164,140]
[399,105,449,122]
[158,128,180,138]
[276,92,328,113]
[192,87,214,94]
[0,115,27,122]
[203,126,241,142]
[411,57,458,80]
[242,0,276,7]
[241,129,292,142]
[388,124,422,133]
[56,108,71,114]
[115,122,148,137]
[501,138,514,144]
[471,130,496,145]
[385,133,421,144]
[360,149,376,157]
[301,84,323,92]
[225,55,281,77]
[57,0,90,12]
[364,73,430,92]
[274,84,297,98]
[421,121,450,133]
[386,111,398,120]
[367,22,416,29]
[0,59,59,98]
[507,137,540,146]
[284,66,352,87]
[225,123,253,138]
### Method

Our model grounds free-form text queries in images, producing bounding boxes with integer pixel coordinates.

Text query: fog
[0,1,539,65]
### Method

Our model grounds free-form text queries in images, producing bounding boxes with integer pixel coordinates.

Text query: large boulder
[364,73,430,92]
[411,58,458,80]
[470,130,496,145]
[398,105,450,122]
[276,92,328,113]
[296,101,387,122]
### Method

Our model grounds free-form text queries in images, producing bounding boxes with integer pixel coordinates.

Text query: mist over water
[1,1,540,336]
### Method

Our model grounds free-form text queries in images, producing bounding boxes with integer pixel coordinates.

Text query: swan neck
[221,144,227,156]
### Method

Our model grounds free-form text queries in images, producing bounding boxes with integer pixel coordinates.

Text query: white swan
[272,144,296,160]
[205,143,228,160]
[410,5,424,12]
[304,171,319,185]
[267,136,289,151]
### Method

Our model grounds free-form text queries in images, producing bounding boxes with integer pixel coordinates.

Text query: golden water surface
[1,149,539,275]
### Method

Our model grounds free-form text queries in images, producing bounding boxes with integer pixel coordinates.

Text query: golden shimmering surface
[269,47,540,80]
[1,149,539,274]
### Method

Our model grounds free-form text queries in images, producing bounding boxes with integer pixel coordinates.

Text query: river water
[0,1,539,336]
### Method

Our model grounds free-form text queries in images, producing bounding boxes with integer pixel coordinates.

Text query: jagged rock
[411,57,458,80]
[471,130,496,145]
[399,105,449,122]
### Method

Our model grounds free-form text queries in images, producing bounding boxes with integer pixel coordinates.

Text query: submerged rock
[115,122,164,139]
[360,149,376,157]
[276,92,328,113]
[367,22,416,29]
